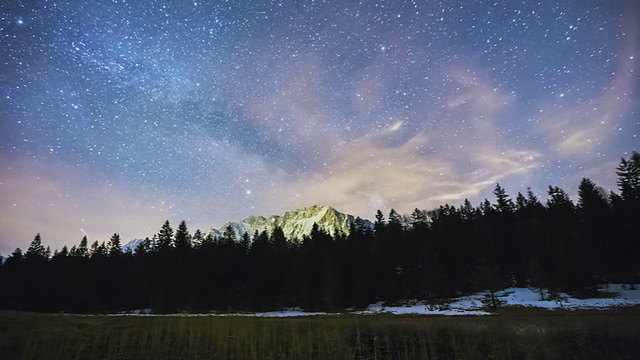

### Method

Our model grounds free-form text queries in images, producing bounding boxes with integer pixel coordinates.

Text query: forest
[0,152,638,313]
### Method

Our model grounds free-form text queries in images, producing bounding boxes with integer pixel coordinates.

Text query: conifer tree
[616,151,640,205]
[90,241,108,258]
[135,237,153,255]
[240,232,251,253]
[157,220,174,250]
[460,199,475,222]
[410,208,428,230]
[9,248,23,263]
[192,229,204,248]
[493,183,515,213]
[174,220,192,251]
[74,236,89,258]
[25,233,47,261]
[222,224,237,245]
[108,233,122,257]
[387,209,402,233]
[374,210,386,233]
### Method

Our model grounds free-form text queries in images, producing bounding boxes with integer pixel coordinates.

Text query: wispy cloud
[264,123,539,217]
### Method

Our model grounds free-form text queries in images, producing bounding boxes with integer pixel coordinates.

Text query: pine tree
[516,192,527,211]
[157,220,174,250]
[460,199,475,222]
[203,232,215,246]
[479,199,493,215]
[108,233,122,257]
[374,210,386,233]
[74,236,89,258]
[387,209,402,233]
[222,224,237,245]
[616,151,640,205]
[240,232,251,253]
[410,208,428,230]
[135,237,153,255]
[26,233,47,261]
[192,229,204,248]
[90,241,108,258]
[270,226,287,250]
[174,220,192,251]
[493,183,515,213]
[8,248,23,264]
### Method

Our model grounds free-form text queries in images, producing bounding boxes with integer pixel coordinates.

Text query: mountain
[211,205,371,241]
[122,238,147,253]
[122,205,371,251]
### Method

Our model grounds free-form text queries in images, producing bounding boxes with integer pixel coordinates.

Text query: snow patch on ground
[357,301,491,316]
[254,310,327,318]
[357,284,640,316]
[456,284,640,311]
[111,284,640,317]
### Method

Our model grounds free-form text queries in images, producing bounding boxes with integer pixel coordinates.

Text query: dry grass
[1,308,639,359]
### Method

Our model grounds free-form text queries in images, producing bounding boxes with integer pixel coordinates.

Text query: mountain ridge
[123,205,371,252]
[211,204,372,241]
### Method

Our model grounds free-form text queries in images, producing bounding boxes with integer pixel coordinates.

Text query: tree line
[0,152,638,313]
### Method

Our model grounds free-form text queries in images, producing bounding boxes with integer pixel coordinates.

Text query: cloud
[262,123,539,217]
[242,53,541,218]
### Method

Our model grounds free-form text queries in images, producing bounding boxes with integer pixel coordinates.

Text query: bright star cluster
[1,0,638,253]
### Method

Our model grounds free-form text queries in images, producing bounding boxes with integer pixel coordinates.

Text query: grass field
[1,308,640,359]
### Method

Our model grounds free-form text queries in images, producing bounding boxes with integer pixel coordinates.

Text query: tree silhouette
[25,233,47,261]
[108,233,122,257]
[156,220,174,251]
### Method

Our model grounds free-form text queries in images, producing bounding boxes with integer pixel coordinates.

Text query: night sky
[1,0,638,254]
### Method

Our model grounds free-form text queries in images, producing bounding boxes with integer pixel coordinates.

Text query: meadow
[1,308,640,359]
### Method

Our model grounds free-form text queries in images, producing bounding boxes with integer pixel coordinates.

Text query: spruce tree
[75,236,89,258]
[25,233,47,261]
[374,210,386,233]
[493,183,515,213]
[192,229,204,248]
[222,224,237,245]
[240,232,251,253]
[410,208,428,230]
[387,209,402,233]
[108,233,122,257]
[174,220,192,251]
[616,151,640,205]
[157,220,174,250]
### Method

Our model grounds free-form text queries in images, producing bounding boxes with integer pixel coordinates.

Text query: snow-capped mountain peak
[122,205,371,251]
[211,204,370,241]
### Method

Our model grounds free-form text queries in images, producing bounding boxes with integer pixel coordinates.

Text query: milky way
[1,0,638,253]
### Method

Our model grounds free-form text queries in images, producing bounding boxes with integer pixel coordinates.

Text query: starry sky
[1,0,638,254]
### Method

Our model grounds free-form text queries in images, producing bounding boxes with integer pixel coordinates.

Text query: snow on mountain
[122,205,371,251]
[210,205,371,241]
[122,238,147,253]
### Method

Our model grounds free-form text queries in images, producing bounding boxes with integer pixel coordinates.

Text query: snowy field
[361,284,640,316]
[114,284,640,317]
